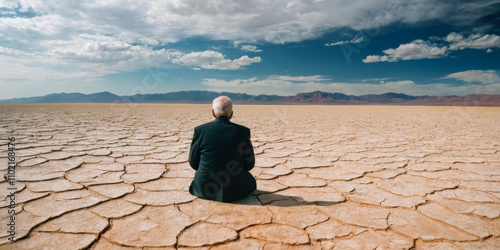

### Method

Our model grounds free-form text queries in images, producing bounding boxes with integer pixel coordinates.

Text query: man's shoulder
[194,121,212,131]
[195,120,250,133]
[231,122,250,132]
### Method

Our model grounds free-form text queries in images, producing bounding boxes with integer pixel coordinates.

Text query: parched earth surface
[0,103,499,249]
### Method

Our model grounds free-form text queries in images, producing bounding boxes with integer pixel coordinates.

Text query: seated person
[188,96,257,202]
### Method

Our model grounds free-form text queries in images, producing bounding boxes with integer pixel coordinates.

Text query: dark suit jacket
[188,116,256,202]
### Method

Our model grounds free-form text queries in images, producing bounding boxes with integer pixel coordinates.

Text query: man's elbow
[244,155,255,171]
[188,158,199,170]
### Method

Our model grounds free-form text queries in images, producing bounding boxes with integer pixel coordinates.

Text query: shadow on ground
[226,190,339,207]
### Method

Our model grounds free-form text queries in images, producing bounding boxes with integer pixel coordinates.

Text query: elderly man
[188,96,257,202]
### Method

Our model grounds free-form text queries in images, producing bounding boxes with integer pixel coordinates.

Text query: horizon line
[3,89,495,101]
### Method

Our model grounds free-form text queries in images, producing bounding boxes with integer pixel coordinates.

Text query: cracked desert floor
[1,103,500,249]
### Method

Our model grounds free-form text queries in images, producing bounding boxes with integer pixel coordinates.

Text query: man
[188,96,257,202]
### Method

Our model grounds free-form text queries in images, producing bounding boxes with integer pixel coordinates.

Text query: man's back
[188,116,256,202]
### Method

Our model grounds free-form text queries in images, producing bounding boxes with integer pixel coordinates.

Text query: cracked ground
[0,103,499,249]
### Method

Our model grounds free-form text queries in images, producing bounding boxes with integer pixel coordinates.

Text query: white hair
[212,96,233,117]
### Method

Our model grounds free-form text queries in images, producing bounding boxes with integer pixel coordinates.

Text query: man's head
[212,96,233,119]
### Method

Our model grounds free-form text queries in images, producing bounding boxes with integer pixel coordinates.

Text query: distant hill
[1,90,499,106]
[1,91,122,103]
[122,90,253,103]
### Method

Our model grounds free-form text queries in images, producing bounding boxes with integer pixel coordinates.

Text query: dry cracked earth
[0,103,499,249]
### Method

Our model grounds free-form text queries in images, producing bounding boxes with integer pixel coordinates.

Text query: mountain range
[1,90,499,106]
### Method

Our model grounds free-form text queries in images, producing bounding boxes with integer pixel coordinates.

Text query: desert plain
[0,103,499,249]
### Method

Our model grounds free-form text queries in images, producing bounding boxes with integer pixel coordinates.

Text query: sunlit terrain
[1,103,499,249]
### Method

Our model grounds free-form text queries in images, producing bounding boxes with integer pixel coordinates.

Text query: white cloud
[202,75,327,90]
[34,34,182,76]
[202,75,500,96]
[362,77,391,82]
[0,13,65,36]
[362,55,390,63]
[0,54,63,81]
[0,0,497,95]
[232,41,262,52]
[139,37,160,46]
[1,0,494,46]
[172,50,261,70]
[0,10,16,15]
[0,33,259,83]
[363,40,448,63]
[442,70,500,84]
[0,28,265,83]
[0,46,33,56]
[240,45,262,53]
[445,32,500,50]
[270,75,330,82]
[325,36,364,46]
[364,32,500,63]
[383,40,448,61]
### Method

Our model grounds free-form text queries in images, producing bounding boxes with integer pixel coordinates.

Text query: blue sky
[1,0,499,99]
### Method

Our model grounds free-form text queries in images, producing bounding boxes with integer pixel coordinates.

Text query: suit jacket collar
[214,116,231,123]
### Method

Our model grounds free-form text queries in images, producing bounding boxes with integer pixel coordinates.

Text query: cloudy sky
[1,0,500,99]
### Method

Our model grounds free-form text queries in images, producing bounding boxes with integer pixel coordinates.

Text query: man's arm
[239,129,255,171]
[189,128,201,170]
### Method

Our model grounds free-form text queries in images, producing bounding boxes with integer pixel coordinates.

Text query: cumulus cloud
[0,0,498,90]
[383,40,448,60]
[240,45,262,53]
[139,37,160,46]
[202,75,500,96]
[0,46,33,56]
[202,75,327,90]
[362,55,390,63]
[21,34,183,77]
[445,32,500,50]
[232,41,262,52]
[442,70,500,84]
[1,0,496,45]
[0,33,259,83]
[0,13,64,37]
[325,36,365,46]
[364,32,500,63]
[172,51,261,70]
[363,40,448,63]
